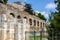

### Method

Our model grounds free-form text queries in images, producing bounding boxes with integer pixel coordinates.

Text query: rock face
[0,2,47,40]
[0,3,7,14]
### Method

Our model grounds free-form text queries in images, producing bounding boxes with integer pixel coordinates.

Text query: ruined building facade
[0,2,48,40]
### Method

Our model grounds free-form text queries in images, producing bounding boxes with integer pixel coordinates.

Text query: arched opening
[10,13,15,17]
[0,0,3,3]
[43,23,44,27]
[17,15,21,19]
[37,21,39,26]
[24,17,28,23]
[29,19,32,25]
[34,20,36,26]
[24,17,27,19]
[40,22,42,28]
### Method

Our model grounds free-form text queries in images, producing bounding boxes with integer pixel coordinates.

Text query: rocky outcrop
[0,3,7,14]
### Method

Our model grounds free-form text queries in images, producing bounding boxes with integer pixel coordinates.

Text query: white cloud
[45,3,57,9]
[35,10,49,19]
[35,11,40,13]
[40,11,49,18]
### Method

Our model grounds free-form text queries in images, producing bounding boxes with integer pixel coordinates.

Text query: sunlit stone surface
[0,2,48,40]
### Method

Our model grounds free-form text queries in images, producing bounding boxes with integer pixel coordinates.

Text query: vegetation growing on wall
[24,3,34,15]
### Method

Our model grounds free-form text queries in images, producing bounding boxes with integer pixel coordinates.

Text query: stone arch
[16,12,23,19]
[17,15,21,19]
[37,21,39,26]
[29,19,32,25]
[40,22,42,28]
[24,17,27,19]
[8,10,23,19]
[10,13,15,17]
[34,20,36,26]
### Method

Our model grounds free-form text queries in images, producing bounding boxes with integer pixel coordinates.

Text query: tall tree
[52,0,60,29]
[47,0,60,40]
[47,12,55,40]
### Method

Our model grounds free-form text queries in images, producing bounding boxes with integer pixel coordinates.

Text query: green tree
[37,13,46,21]
[50,13,60,40]
[24,3,34,15]
[47,0,60,40]
[49,0,60,31]
[47,12,55,40]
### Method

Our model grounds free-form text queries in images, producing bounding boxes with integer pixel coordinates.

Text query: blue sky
[8,0,57,19]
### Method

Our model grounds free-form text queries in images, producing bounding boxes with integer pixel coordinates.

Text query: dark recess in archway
[10,13,15,17]
[17,15,21,19]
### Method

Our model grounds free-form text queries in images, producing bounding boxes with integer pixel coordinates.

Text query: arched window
[17,15,21,19]
[37,21,39,26]
[40,22,42,28]
[34,20,36,26]
[10,13,15,17]
[24,17,27,19]
[43,23,44,27]
[29,19,32,25]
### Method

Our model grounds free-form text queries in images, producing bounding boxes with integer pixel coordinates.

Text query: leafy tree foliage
[47,12,55,40]
[47,0,60,40]
[25,4,32,11]
[51,14,60,29]
[24,3,34,15]
[51,0,60,30]
[37,13,46,21]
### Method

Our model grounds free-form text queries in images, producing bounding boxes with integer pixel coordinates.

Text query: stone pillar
[7,19,15,40]
[14,19,23,40]
[36,20,37,27]
[32,19,34,26]
[14,24,18,40]
[21,19,30,40]
[27,18,29,24]
[0,14,8,40]
[23,19,30,40]
[39,21,41,31]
